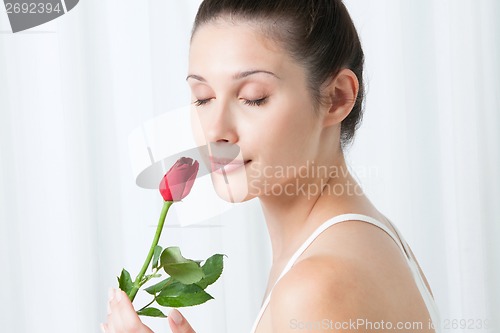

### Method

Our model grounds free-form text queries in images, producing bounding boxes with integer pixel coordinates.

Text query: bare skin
[102,19,435,333]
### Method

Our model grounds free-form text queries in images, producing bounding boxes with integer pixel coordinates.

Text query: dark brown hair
[191,0,365,150]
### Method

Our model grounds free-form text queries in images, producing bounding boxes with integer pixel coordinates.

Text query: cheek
[258,100,318,163]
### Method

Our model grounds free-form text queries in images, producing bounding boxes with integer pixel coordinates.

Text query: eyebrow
[186,70,280,82]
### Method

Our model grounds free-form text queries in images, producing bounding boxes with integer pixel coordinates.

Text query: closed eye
[243,97,268,107]
[193,98,212,107]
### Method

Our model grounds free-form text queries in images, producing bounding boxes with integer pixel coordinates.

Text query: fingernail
[108,288,114,301]
[115,289,122,302]
[168,308,183,325]
[100,323,106,333]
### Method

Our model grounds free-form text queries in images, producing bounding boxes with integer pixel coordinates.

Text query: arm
[268,255,429,333]
[269,255,365,332]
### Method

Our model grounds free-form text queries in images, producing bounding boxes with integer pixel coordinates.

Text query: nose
[199,99,239,144]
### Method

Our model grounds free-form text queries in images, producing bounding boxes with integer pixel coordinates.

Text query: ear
[321,68,359,128]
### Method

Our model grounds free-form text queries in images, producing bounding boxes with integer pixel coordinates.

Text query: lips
[210,157,251,174]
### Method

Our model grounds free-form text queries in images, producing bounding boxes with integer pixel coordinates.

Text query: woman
[102,0,440,332]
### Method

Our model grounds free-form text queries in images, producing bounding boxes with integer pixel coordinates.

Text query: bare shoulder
[269,255,380,331]
[268,221,434,332]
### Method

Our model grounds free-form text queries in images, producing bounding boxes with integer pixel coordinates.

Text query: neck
[258,153,363,264]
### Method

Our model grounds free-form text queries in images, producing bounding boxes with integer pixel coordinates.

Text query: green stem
[137,298,157,313]
[139,267,161,285]
[129,200,173,302]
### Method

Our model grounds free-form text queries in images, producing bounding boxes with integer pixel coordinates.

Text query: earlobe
[322,69,359,128]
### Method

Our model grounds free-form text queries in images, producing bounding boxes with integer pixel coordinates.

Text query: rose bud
[159,157,199,202]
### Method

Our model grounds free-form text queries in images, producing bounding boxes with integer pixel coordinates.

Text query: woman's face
[188,20,325,202]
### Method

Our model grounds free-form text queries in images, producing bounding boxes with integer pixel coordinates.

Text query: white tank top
[250,213,441,333]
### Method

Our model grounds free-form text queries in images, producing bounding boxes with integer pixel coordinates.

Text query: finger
[107,287,114,315]
[105,288,119,333]
[114,289,143,329]
[108,289,125,331]
[109,288,147,332]
[168,309,196,333]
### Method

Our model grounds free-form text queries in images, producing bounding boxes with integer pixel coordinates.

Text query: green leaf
[117,269,134,295]
[152,245,163,270]
[160,247,192,265]
[156,281,213,307]
[144,277,173,295]
[160,247,204,284]
[137,307,167,318]
[196,254,225,289]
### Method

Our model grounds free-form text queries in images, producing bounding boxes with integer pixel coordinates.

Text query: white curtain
[0,1,498,332]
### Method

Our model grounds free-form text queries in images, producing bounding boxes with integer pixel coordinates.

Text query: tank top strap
[273,213,409,291]
[386,221,442,332]
[250,213,409,333]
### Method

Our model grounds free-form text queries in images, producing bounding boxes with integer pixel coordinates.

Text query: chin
[210,170,254,203]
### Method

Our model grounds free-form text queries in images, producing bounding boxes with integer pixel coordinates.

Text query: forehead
[188,21,293,79]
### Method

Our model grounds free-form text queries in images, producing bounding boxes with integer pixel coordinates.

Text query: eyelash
[193,97,268,107]
[244,97,268,107]
[193,99,211,107]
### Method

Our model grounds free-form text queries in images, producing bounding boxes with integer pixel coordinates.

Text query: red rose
[159,157,199,202]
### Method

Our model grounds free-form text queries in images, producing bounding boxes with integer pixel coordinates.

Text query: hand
[167,309,196,333]
[101,288,196,333]
[101,288,154,333]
